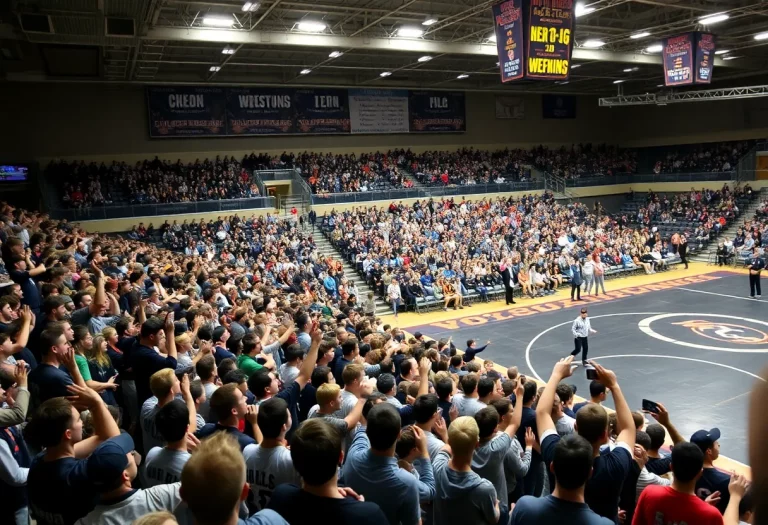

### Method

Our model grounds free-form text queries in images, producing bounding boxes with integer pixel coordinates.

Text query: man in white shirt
[387,278,402,319]
[569,308,597,365]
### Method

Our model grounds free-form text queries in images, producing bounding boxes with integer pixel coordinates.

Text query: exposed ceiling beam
[142,27,753,69]
[348,0,419,37]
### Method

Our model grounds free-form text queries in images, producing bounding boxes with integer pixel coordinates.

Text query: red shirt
[632,486,723,525]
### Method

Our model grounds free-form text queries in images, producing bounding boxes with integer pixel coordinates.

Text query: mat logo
[673,320,768,345]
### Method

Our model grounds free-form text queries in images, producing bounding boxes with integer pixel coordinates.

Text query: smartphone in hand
[585,364,598,380]
[642,399,661,414]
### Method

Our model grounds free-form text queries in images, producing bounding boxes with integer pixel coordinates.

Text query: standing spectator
[195,383,259,451]
[144,399,194,487]
[692,428,732,514]
[28,331,84,404]
[141,371,196,456]
[433,416,500,525]
[748,247,764,298]
[0,363,32,525]
[7,252,46,315]
[632,443,724,525]
[266,418,389,524]
[130,315,178,413]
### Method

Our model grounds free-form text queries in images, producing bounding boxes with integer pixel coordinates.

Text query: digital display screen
[0,165,29,182]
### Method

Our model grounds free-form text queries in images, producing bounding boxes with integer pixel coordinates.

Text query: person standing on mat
[570,307,596,364]
[748,247,764,299]
[500,257,516,305]
[569,257,583,301]
[679,234,689,270]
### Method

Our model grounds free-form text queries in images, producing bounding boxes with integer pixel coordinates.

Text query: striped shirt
[572,316,592,338]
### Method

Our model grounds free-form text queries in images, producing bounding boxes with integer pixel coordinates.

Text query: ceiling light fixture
[241,2,260,12]
[299,68,311,74]
[575,2,596,17]
[623,67,639,72]
[202,16,234,27]
[613,80,625,84]
[570,64,581,69]
[582,39,605,48]
[754,31,768,40]
[380,71,392,77]
[422,16,438,26]
[698,13,729,25]
[328,51,343,58]
[714,49,729,54]
[209,66,221,72]
[488,33,497,43]
[222,47,236,55]
[457,73,469,79]
[397,26,424,38]
[722,55,740,60]
[646,44,663,53]
[417,55,432,62]
[630,31,650,39]
[297,20,326,32]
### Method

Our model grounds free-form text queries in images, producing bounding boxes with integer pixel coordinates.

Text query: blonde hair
[132,511,178,525]
[175,333,191,348]
[180,432,245,523]
[102,326,117,341]
[149,368,177,398]
[86,334,111,368]
[448,416,480,457]
[316,383,341,406]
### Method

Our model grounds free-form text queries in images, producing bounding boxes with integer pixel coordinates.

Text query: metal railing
[257,169,295,181]
[48,197,276,221]
[564,171,735,188]
[736,141,768,184]
[310,181,544,205]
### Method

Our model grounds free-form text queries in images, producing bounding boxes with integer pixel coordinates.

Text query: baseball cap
[414,332,423,339]
[335,313,347,322]
[690,428,721,450]
[60,295,74,305]
[86,433,135,491]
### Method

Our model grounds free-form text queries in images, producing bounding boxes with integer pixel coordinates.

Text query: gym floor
[398,264,768,471]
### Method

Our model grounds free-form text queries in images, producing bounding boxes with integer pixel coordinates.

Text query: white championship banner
[349,88,409,134]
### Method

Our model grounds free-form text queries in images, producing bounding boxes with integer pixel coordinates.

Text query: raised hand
[552,356,575,380]
[411,425,429,456]
[524,427,536,448]
[589,361,617,389]
[645,401,671,426]
[66,383,102,410]
[245,404,259,425]
[13,362,28,388]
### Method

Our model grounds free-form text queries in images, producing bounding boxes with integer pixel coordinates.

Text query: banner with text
[694,32,716,84]
[293,88,350,134]
[663,33,694,87]
[493,0,525,82]
[226,87,295,135]
[525,0,575,80]
[349,89,410,134]
[409,91,466,132]
[147,86,227,138]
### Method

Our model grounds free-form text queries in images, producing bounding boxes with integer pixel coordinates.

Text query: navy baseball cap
[690,428,721,450]
[87,433,135,490]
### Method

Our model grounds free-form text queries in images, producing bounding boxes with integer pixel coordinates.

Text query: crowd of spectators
[652,140,755,174]
[293,151,412,195]
[49,156,260,208]
[402,148,534,187]
[0,196,762,525]
[532,144,637,180]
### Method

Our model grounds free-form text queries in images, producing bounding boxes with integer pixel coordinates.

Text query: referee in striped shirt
[570,307,597,364]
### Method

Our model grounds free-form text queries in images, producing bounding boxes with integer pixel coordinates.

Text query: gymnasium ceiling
[3,0,768,94]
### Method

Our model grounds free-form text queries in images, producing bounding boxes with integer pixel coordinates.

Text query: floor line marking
[713,391,752,407]
[678,288,766,302]
[591,354,766,383]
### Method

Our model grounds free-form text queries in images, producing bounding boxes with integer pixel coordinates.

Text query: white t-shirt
[75,483,182,525]
[243,444,302,511]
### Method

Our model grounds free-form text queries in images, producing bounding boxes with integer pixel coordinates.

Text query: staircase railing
[290,168,313,213]
[736,140,768,185]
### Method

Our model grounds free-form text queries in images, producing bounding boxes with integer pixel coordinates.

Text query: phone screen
[585,365,598,380]
[642,399,661,414]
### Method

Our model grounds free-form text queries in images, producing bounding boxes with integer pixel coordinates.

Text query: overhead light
[582,39,605,48]
[488,33,497,43]
[299,68,311,75]
[630,31,650,39]
[457,73,469,79]
[202,16,234,27]
[575,3,596,17]
[755,31,768,40]
[422,16,438,26]
[209,66,221,72]
[698,13,729,25]
[241,1,260,12]
[657,84,664,87]
[328,50,343,58]
[722,55,740,60]
[380,71,392,77]
[623,67,639,72]
[495,61,500,66]
[417,55,432,62]
[397,26,424,38]
[222,47,236,55]
[646,44,663,53]
[570,64,581,69]
[297,20,326,32]
[613,80,625,84]
[715,49,729,54]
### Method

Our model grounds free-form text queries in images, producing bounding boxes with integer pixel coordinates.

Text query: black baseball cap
[86,433,135,491]
[690,428,720,451]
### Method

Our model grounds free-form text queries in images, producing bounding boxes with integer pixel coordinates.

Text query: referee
[749,247,764,299]
[570,307,597,364]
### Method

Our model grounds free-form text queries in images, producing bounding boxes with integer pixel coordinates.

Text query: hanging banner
[226,88,295,135]
[293,88,350,134]
[694,32,716,84]
[349,89,410,134]
[409,91,466,132]
[492,0,525,82]
[525,0,575,80]
[542,94,576,119]
[663,33,694,87]
[495,96,525,119]
[146,86,227,137]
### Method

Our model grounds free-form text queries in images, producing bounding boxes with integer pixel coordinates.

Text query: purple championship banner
[663,33,694,87]
[695,32,716,84]
[525,0,574,80]
[146,86,227,137]
[492,0,525,82]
